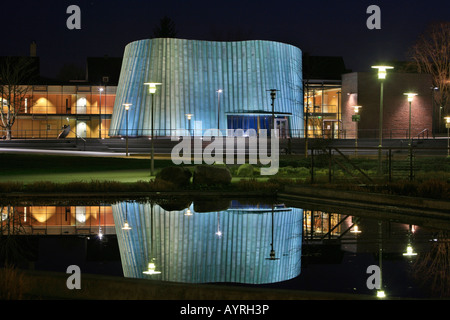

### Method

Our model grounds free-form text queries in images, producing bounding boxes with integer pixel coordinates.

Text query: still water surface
[1,198,448,299]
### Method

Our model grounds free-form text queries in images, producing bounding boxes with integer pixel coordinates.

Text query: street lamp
[123,103,132,156]
[216,89,223,135]
[267,89,280,135]
[98,87,103,139]
[353,106,362,155]
[404,93,417,147]
[445,116,450,157]
[372,65,394,175]
[144,82,162,177]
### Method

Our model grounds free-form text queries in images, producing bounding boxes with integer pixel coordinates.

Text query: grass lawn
[1,152,449,185]
[0,169,153,184]
[0,153,168,183]
[0,153,269,184]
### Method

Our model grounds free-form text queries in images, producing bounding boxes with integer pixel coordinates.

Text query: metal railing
[2,127,435,141]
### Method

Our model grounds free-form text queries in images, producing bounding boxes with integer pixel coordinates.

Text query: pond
[1,197,449,299]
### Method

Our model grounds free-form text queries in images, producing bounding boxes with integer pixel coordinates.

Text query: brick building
[341,71,433,139]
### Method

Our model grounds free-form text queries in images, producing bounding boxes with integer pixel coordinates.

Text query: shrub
[236,164,255,177]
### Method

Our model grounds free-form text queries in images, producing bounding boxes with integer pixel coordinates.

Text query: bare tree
[409,22,450,132]
[412,231,450,298]
[0,57,37,140]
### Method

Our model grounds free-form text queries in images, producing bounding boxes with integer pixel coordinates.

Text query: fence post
[328,147,332,183]
[388,148,392,183]
[310,148,314,184]
[409,146,413,181]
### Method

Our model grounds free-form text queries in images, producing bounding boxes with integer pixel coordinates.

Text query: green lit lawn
[0,169,153,184]
[0,153,271,184]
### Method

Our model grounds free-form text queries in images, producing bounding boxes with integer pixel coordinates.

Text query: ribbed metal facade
[109,38,303,137]
[112,201,302,284]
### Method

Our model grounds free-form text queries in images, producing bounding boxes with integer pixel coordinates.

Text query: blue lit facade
[109,38,303,137]
[112,201,302,284]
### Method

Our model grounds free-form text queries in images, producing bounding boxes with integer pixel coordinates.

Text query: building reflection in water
[112,200,303,285]
[1,205,114,236]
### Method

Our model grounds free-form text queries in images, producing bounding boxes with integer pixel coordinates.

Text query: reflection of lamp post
[377,220,386,299]
[350,225,362,234]
[215,212,222,238]
[445,116,450,157]
[403,93,417,147]
[372,65,394,175]
[123,103,131,157]
[353,106,362,155]
[144,82,162,177]
[185,113,193,136]
[184,208,193,216]
[216,89,222,134]
[403,225,417,257]
[98,208,103,240]
[98,87,103,139]
[143,259,161,275]
[266,206,280,261]
[122,201,132,230]
[143,202,161,275]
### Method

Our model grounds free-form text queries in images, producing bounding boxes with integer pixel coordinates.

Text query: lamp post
[445,116,450,157]
[372,65,394,175]
[144,82,162,177]
[123,103,131,156]
[267,89,280,135]
[216,89,223,135]
[404,93,417,147]
[98,87,103,139]
[352,106,362,155]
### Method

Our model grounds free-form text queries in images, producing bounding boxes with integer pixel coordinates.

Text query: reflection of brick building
[341,72,433,139]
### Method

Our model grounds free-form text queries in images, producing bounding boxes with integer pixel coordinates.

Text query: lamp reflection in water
[215,212,222,238]
[143,259,161,275]
[184,208,193,216]
[377,220,386,299]
[350,225,362,234]
[122,201,132,230]
[98,207,103,240]
[266,206,280,261]
[143,201,161,276]
[403,224,417,257]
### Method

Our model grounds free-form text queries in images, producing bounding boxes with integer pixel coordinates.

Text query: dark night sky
[1,0,449,78]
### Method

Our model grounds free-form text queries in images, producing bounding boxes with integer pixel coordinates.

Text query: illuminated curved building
[109,38,303,138]
[112,201,302,284]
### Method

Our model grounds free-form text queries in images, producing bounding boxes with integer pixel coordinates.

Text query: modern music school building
[108,38,304,138]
